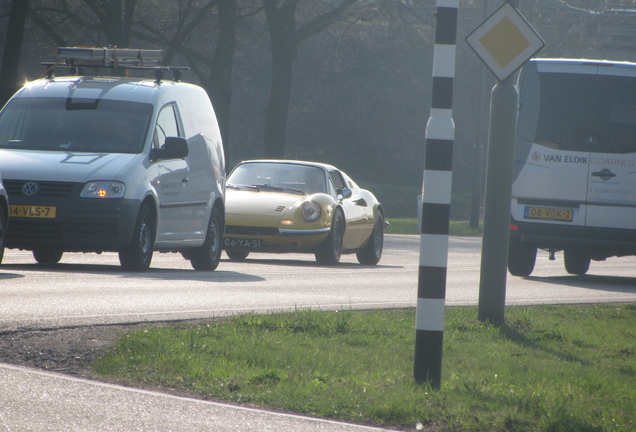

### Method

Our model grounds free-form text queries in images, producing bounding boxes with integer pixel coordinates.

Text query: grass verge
[94,304,635,431]
[388,218,482,236]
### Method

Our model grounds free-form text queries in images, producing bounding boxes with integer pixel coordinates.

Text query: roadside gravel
[0,323,148,379]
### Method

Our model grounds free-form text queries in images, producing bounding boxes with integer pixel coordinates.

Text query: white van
[509,58,636,276]
[0,47,225,271]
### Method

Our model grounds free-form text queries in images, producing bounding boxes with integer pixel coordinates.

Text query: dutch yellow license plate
[524,206,573,222]
[9,205,57,219]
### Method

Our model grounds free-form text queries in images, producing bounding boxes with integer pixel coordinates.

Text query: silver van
[0,48,225,271]
[509,58,636,276]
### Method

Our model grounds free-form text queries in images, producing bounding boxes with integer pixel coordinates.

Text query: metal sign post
[414,0,458,389]
[465,0,543,324]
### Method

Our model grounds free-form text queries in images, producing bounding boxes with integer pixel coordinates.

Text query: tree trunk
[206,0,237,166]
[0,0,29,106]
[263,38,296,159]
[261,0,357,159]
[263,0,298,159]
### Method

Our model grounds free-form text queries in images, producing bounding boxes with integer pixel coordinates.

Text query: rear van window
[519,72,636,155]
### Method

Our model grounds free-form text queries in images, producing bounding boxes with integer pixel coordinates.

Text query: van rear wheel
[189,207,223,271]
[564,249,590,275]
[507,237,536,277]
[0,207,6,264]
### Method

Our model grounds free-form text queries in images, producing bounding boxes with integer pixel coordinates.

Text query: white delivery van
[509,58,636,276]
[0,47,225,271]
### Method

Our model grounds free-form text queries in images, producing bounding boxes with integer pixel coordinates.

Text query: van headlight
[301,201,321,222]
[81,181,126,198]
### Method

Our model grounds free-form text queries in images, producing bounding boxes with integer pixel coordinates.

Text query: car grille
[225,225,280,236]
[4,180,78,198]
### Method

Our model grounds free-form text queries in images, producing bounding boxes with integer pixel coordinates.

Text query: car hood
[226,189,305,217]
[0,149,137,182]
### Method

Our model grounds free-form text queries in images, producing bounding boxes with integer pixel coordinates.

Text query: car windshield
[228,163,327,195]
[0,97,153,154]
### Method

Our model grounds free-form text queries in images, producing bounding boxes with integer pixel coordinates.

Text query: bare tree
[28,0,139,48]
[262,0,357,158]
[0,0,29,105]
[206,0,237,164]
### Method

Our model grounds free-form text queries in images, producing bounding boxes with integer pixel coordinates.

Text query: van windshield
[521,72,636,154]
[0,97,153,154]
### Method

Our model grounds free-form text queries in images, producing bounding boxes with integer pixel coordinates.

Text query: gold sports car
[223,160,388,265]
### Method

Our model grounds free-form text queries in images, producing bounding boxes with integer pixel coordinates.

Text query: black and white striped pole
[414,0,458,389]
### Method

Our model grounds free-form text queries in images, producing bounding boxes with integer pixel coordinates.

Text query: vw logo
[22,182,39,196]
[584,135,598,147]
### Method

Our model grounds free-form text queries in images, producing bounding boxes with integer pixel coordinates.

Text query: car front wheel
[33,249,63,265]
[189,207,223,271]
[357,212,384,265]
[315,210,344,265]
[119,205,155,271]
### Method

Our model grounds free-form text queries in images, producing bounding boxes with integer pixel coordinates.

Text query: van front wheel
[119,205,155,271]
[507,237,536,277]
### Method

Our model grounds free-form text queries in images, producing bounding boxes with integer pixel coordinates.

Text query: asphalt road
[1,234,636,332]
[1,234,635,431]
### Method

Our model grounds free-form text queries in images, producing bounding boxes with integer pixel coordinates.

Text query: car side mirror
[153,137,188,160]
[339,187,352,199]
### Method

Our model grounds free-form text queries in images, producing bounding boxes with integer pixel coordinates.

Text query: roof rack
[41,47,189,83]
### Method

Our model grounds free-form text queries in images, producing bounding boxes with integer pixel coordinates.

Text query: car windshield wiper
[254,183,304,195]
[227,183,261,191]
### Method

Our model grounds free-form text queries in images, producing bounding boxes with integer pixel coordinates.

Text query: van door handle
[182,178,189,184]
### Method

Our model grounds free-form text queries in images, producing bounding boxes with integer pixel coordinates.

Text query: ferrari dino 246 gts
[223,160,388,265]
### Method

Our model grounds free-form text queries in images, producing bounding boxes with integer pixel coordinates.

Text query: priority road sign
[465,2,544,81]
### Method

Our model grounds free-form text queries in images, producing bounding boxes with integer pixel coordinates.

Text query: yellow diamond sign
[466,2,544,81]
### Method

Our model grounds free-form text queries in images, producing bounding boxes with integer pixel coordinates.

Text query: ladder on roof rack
[41,47,189,83]
[59,47,162,68]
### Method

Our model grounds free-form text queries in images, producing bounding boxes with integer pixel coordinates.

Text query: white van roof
[529,58,636,76]
[15,76,200,105]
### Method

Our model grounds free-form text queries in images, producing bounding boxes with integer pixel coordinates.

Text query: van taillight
[510,224,519,231]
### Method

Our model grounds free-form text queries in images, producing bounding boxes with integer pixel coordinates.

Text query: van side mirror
[153,137,188,160]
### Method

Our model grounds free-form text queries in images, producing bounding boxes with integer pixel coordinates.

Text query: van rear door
[583,63,636,230]
[513,60,636,231]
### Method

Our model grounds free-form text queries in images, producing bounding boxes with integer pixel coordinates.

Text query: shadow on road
[225,257,400,269]
[0,263,265,283]
[525,274,636,294]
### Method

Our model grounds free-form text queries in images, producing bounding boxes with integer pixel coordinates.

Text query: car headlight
[301,200,321,222]
[80,181,126,198]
